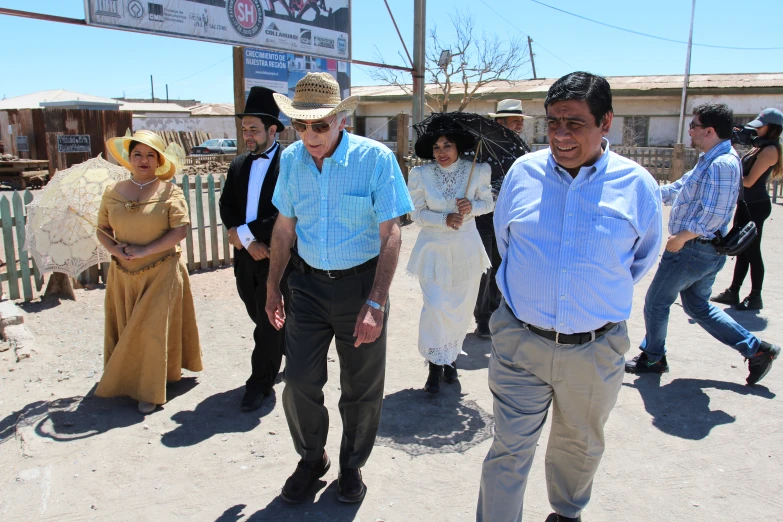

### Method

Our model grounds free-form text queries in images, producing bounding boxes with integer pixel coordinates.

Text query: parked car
[191,139,237,155]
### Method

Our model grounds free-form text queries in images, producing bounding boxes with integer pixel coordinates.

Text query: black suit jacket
[219,146,282,249]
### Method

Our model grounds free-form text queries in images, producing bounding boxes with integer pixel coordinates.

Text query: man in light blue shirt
[477,72,662,522]
[626,103,780,384]
[264,73,413,505]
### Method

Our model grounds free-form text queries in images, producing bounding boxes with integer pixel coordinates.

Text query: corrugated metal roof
[0,89,191,113]
[119,101,191,113]
[351,73,783,99]
[189,103,236,116]
[0,89,120,109]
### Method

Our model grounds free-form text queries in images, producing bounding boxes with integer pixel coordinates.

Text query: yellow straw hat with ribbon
[105,129,185,181]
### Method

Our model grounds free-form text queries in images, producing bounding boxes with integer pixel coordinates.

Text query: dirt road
[1,205,781,521]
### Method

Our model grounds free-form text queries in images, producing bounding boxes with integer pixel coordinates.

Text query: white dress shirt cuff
[237,224,255,249]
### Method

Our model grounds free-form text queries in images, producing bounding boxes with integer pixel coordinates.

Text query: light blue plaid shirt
[661,140,740,239]
[494,142,662,333]
[273,132,413,270]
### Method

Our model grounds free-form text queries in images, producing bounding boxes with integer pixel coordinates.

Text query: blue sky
[1,0,781,103]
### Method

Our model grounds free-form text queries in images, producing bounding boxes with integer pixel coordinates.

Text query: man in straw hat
[264,72,413,504]
[474,99,532,338]
[219,86,288,412]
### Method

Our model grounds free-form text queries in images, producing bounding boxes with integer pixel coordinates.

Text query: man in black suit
[220,86,289,411]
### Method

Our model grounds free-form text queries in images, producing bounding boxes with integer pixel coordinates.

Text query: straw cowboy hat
[106,129,185,181]
[272,72,359,121]
[488,99,532,119]
[236,86,285,131]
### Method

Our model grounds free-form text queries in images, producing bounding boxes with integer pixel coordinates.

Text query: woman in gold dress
[95,130,202,414]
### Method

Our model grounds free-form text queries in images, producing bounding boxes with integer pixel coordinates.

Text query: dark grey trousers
[282,267,388,469]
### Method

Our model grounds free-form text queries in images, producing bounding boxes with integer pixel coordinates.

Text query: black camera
[731,125,757,146]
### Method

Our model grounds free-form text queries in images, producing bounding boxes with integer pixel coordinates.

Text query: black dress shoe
[337,468,366,503]
[475,322,492,338]
[425,363,443,393]
[735,293,763,311]
[711,288,740,306]
[280,451,331,504]
[443,360,458,383]
[625,352,669,374]
[747,341,780,385]
[545,513,581,522]
[240,388,271,412]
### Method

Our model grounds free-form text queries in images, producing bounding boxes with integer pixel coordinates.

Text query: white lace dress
[406,158,494,365]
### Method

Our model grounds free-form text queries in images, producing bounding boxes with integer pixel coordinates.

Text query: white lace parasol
[24,155,128,278]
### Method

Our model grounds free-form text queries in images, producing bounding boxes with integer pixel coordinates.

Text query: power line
[531,0,783,51]
[476,0,576,70]
[124,56,232,98]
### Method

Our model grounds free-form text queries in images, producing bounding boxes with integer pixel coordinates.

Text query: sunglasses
[689,121,706,130]
[290,117,336,134]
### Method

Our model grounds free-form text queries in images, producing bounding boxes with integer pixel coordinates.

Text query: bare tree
[369,10,529,113]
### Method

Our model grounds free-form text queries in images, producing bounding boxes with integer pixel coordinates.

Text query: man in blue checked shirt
[263,73,413,505]
[626,103,780,385]
[477,72,662,522]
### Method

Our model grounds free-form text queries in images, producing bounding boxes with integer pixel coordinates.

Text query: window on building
[354,117,366,137]
[533,117,549,144]
[387,117,398,142]
[623,116,649,147]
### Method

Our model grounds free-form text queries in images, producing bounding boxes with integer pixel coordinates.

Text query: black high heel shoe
[425,363,443,393]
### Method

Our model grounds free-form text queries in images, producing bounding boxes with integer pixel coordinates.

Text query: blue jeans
[641,240,760,361]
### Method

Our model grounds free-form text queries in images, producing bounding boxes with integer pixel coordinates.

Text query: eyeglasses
[689,121,706,130]
[290,117,336,134]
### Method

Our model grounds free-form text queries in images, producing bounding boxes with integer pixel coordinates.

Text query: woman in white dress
[407,119,494,393]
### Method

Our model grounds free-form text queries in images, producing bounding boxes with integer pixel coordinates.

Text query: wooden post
[672,143,686,182]
[233,46,246,155]
[395,113,412,225]
[395,113,410,180]
[44,273,75,300]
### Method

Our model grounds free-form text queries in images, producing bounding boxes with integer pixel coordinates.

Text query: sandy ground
[1,204,782,522]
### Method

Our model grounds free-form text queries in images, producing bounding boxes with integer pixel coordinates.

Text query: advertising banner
[85,0,351,60]
[243,47,350,125]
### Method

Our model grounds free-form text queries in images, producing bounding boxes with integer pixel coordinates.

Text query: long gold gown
[95,182,202,405]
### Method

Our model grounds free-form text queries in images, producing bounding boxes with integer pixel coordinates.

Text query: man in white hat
[474,99,532,338]
[264,72,414,504]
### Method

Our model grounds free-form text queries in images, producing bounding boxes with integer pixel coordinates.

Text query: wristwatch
[365,299,387,313]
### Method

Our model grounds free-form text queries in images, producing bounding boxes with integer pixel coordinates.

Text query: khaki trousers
[477,302,629,521]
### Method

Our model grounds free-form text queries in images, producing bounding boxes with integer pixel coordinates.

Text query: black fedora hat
[414,114,476,160]
[235,86,285,131]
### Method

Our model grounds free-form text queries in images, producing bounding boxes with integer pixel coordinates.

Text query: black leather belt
[300,256,378,279]
[690,237,716,245]
[526,322,618,345]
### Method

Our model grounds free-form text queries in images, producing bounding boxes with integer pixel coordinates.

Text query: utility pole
[528,36,537,79]
[677,0,696,144]
[412,0,425,128]
[150,75,155,103]
[166,84,169,103]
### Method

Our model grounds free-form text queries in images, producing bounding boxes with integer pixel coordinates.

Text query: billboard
[84,0,351,60]
[243,47,350,125]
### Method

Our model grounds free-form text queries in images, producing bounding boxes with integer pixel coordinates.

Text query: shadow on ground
[0,378,200,444]
[375,385,493,456]
[162,386,276,448]
[218,480,361,522]
[460,333,491,370]
[624,374,775,440]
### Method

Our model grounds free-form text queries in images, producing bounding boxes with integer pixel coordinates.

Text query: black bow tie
[251,142,278,161]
